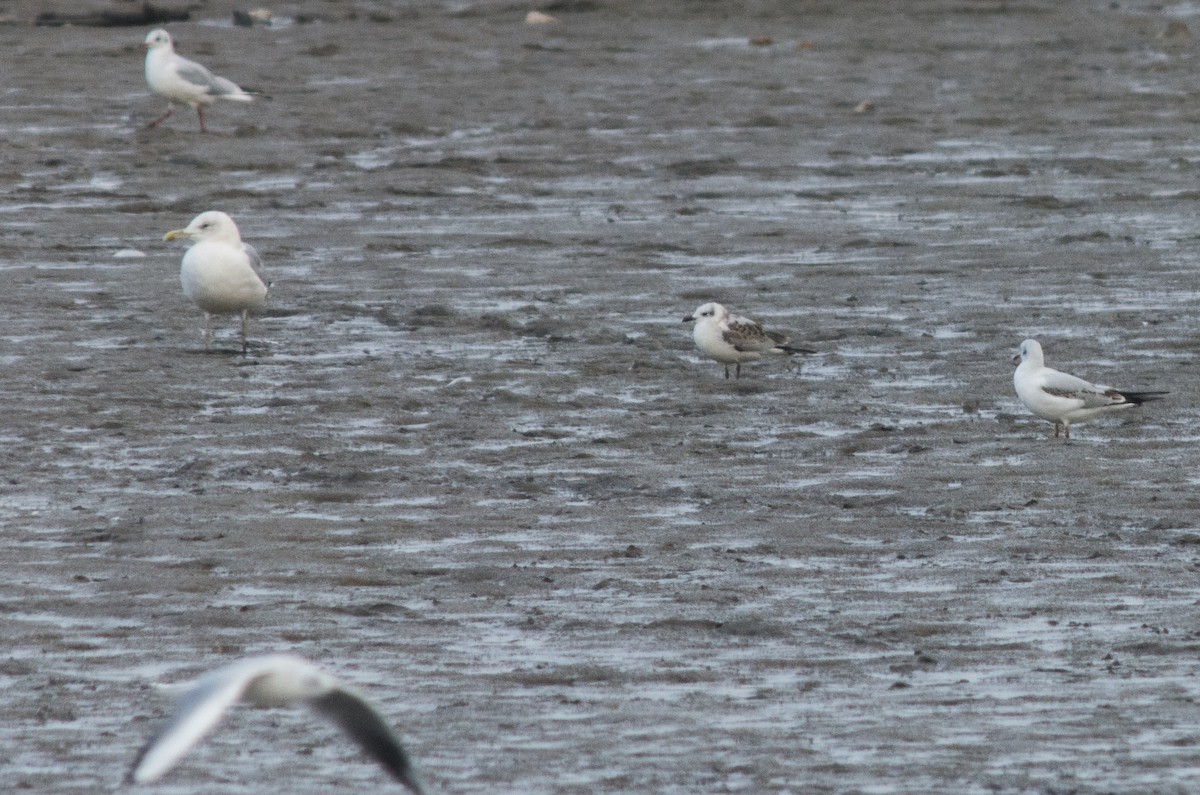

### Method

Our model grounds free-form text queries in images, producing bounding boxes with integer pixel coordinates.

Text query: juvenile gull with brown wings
[682,302,814,379]
[127,654,425,792]
[1012,338,1165,439]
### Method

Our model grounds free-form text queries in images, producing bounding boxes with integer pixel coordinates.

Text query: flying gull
[127,654,425,792]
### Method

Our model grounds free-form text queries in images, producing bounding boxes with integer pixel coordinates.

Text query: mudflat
[4,2,1200,792]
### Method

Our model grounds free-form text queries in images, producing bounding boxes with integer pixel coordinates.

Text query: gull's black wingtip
[1124,390,1168,405]
[310,689,427,794]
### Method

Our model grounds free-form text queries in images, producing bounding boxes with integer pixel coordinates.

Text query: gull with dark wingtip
[127,654,425,793]
[143,28,254,132]
[1012,338,1166,439]
[682,301,814,379]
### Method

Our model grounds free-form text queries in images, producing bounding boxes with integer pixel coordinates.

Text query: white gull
[1012,338,1166,439]
[143,28,253,132]
[127,654,425,793]
[163,211,269,354]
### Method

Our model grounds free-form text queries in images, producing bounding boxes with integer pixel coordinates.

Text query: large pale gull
[143,28,253,132]
[682,301,814,379]
[127,654,425,793]
[1012,338,1166,439]
[164,211,268,353]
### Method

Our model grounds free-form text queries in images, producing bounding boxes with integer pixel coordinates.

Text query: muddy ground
[5,1,1200,792]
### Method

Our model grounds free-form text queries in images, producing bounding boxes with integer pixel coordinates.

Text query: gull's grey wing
[240,243,271,291]
[1042,385,1128,409]
[175,58,244,97]
[173,59,220,89]
[1039,368,1126,407]
[723,319,777,352]
[241,242,264,273]
[128,659,272,784]
[207,74,247,97]
[1040,367,1104,394]
[310,688,425,795]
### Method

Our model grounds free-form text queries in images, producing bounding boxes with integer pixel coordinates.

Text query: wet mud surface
[5,1,1200,792]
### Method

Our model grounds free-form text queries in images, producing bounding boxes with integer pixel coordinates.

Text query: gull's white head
[1012,338,1043,367]
[683,302,728,324]
[144,28,173,51]
[163,211,243,245]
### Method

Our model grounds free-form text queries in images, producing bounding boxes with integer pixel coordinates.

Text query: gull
[1012,338,1166,439]
[682,301,814,379]
[164,211,269,354]
[127,654,426,793]
[143,28,253,132]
